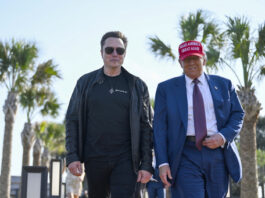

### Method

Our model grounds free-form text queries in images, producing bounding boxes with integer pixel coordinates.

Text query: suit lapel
[205,74,222,130]
[174,75,188,133]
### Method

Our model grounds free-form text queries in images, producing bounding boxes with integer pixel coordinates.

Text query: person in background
[66,164,85,198]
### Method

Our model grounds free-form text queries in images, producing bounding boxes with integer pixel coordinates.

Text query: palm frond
[148,36,176,61]
[255,23,265,57]
[15,74,28,92]
[40,94,60,117]
[32,59,61,87]
[10,39,37,72]
[241,38,250,67]
[202,21,219,43]
[180,10,205,41]
[38,122,65,154]
[226,16,250,59]
[0,41,11,82]
[0,39,37,91]
[260,65,265,76]
[20,88,36,109]
[205,46,220,70]
[35,87,52,106]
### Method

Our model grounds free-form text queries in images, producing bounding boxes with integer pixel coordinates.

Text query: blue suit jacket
[153,74,244,184]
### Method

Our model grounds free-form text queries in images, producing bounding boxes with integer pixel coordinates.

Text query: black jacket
[65,67,153,174]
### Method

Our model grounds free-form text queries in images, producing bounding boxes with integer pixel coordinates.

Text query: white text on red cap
[179,41,201,49]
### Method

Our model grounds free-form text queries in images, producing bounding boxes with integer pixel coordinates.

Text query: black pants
[84,155,137,198]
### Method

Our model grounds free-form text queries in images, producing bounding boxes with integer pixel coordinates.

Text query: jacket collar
[174,75,188,132]
[184,72,207,86]
[93,66,135,91]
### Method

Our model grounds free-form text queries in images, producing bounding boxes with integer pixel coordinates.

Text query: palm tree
[20,60,61,166]
[33,121,65,168]
[0,40,37,198]
[33,136,42,166]
[32,122,46,166]
[223,16,265,198]
[149,10,223,72]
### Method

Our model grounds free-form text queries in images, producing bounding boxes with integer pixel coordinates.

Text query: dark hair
[100,31,128,49]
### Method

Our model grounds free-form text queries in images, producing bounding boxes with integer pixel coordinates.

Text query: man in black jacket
[65,31,153,198]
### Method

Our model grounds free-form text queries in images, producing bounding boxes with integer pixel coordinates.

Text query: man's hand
[137,170,152,183]
[202,134,224,149]
[68,161,83,176]
[159,165,172,188]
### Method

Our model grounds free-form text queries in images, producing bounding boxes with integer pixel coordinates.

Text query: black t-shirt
[84,72,131,161]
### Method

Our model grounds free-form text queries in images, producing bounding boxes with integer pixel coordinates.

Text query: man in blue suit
[153,40,244,198]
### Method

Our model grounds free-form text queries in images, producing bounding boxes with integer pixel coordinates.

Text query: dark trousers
[146,181,165,198]
[171,140,229,198]
[84,155,137,198]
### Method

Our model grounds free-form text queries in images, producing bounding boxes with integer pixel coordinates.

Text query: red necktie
[193,78,207,150]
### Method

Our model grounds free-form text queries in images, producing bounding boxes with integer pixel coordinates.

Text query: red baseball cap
[178,40,205,60]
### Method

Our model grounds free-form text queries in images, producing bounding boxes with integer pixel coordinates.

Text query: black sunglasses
[104,47,125,55]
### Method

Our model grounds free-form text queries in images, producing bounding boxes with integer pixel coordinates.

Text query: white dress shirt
[185,73,219,136]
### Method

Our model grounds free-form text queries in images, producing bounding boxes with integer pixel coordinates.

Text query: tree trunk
[21,122,35,166]
[0,91,18,198]
[41,147,50,169]
[238,87,261,198]
[261,183,264,198]
[33,138,42,166]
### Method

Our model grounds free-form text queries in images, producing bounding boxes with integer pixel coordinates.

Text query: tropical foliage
[20,59,61,166]
[224,16,265,198]
[149,10,224,71]
[0,39,62,198]
[33,121,66,167]
[0,39,37,198]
